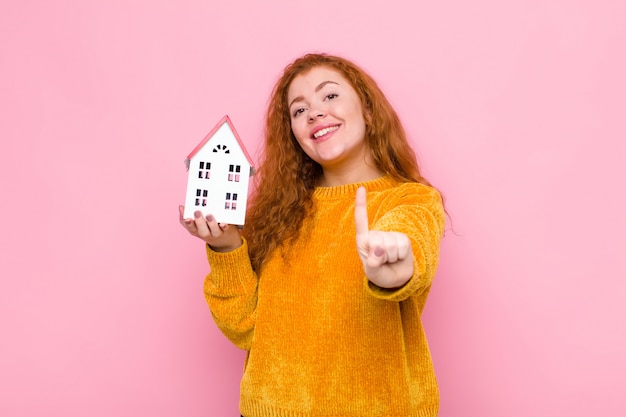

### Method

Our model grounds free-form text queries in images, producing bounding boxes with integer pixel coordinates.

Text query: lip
[310,123,341,141]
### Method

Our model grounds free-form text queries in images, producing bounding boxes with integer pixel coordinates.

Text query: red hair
[243,53,435,272]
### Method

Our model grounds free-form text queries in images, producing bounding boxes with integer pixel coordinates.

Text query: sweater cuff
[365,275,420,301]
[205,237,255,296]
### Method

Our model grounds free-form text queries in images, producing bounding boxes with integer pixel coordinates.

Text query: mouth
[311,124,340,140]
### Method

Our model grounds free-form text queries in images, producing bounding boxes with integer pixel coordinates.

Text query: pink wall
[1,1,624,416]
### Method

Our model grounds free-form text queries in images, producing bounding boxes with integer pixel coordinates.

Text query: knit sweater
[204,175,445,417]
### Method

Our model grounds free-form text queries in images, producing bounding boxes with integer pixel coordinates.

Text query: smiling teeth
[313,126,339,139]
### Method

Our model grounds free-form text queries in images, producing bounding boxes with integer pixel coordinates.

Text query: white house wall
[183,122,252,225]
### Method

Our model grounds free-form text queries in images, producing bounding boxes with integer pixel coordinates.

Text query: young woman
[179,53,445,417]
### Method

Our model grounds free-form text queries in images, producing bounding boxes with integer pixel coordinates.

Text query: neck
[318,162,384,187]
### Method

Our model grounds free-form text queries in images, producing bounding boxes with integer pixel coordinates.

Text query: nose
[308,107,325,122]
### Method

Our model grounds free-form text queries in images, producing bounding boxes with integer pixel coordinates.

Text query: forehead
[287,66,352,99]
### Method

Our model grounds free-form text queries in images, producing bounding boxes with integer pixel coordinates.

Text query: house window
[213,144,230,154]
[198,161,211,179]
[225,192,238,210]
[195,189,209,207]
[228,164,242,182]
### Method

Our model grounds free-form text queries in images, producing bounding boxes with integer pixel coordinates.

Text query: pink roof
[185,115,255,168]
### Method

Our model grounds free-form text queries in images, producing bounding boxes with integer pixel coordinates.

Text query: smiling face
[287,66,379,185]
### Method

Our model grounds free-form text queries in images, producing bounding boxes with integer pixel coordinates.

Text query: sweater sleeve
[365,184,445,302]
[203,237,258,350]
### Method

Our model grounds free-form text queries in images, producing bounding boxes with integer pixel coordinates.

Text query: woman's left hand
[354,187,414,289]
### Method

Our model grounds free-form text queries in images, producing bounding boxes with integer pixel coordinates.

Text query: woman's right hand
[178,205,243,252]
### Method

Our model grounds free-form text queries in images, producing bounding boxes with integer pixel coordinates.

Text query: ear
[364,107,373,127]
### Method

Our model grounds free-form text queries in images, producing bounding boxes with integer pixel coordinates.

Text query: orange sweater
[204,176,445,417]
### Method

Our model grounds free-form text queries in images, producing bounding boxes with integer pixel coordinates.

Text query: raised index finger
[354,186,369,240]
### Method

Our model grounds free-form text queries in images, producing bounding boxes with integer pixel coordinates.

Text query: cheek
[291,120,308,141]
[352,115,367,139]
[291,129,308,151]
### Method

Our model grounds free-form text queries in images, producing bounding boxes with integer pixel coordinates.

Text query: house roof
[185,115,255,169]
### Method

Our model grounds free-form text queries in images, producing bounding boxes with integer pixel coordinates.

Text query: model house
[183,115,255,226]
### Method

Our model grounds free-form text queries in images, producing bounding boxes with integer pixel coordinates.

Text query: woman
[179,53,445,417]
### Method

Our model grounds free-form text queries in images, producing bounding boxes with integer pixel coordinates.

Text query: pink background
[1,1,625,416]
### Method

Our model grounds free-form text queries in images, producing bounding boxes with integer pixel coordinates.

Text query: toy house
[183,115,255,226]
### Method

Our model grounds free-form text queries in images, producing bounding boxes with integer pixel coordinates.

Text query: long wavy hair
[243,53,434,272]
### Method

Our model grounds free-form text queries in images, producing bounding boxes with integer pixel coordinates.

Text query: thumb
[366,245,387,270]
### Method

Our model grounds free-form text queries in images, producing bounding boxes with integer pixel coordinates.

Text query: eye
[325,93,338,100]
[292,107,306,117]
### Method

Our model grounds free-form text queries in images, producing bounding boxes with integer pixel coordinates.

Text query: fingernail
[194,211,202,218]
[374,247,384,257]
[206,214,215,222]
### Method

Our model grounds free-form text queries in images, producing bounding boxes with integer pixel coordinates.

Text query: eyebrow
[288,80,340,109]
